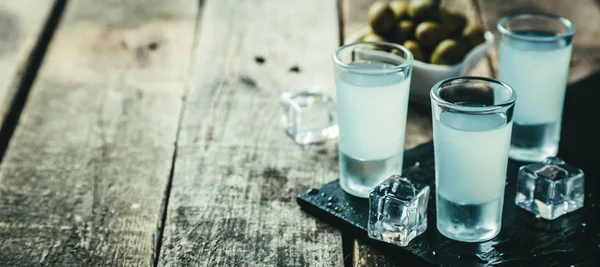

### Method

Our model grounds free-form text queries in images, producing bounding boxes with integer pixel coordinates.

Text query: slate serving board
[297,72,600,266]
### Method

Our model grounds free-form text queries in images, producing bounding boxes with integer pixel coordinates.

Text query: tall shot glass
[497,13,575,162]
[333,42,413,198]
[431,77,516,242]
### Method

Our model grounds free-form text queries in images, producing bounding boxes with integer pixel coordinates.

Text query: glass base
[509,121,560,162]
[509,144,558,162]
[340,180,370,198]
[339,151,403,198]
[436,196,502,242]
[437,224,500,243]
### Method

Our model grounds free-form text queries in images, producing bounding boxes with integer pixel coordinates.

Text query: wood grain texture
[0,0,54,130]
[477,0,600,82]
[354,241,395,267]
[158,0,344,266]
[0,0,198,266]
[341,0,493,266]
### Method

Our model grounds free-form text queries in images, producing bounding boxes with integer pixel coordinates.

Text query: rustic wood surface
[0,0,598,266]
[0,0,54,133]
[157,0,344,266]
[0,0,198,265]
[353,240,395,267]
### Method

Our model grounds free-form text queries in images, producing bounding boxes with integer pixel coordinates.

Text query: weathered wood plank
[341,0,493,266]
[158,0,344,266]
[0,0,198,265]
[354,240,396,267]
[0,0,55,136]
[477,0,600,81]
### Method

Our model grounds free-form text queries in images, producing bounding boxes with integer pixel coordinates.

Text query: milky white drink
[434,111,512,242]
[336,62,411,198]
[499,30,573,161]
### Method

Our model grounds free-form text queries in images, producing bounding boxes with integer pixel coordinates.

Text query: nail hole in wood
[148,42,159,51]
[240,76,257,88]
[254,56,265,64]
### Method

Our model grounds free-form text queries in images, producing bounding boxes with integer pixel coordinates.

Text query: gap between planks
[0,0,200,265]
[0,0,67,163]
[157,0,344,266]
[153,0,206,266]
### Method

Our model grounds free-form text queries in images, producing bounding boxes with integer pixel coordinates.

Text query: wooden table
[0,0,598,266]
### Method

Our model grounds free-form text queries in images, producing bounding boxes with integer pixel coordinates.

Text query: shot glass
[333,42,413,198]
[497,13,575,162]
[431,77,516,242]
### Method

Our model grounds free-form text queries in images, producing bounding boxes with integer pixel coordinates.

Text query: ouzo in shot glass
[333,42,413,198]
[497,13,575,162]
[431,76,516,242]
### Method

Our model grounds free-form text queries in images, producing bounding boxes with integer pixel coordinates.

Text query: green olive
[394,20,415,43]
[391,48,402,56]
[403,40,426,62]
[415,21,443,47]
[368,1,397,35]
[408,0,441,22]
[361,32,386,50]
[440,9,467,38]
[389,1,410,20]
[362,32,385,42]
[430,39,469,65]
[463,24,486,47]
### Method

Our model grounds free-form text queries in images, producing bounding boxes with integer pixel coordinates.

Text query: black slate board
[297,72,600,267]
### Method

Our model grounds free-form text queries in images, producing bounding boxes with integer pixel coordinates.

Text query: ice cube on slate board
[368,175,430,247]
[280,91,338,145]
[516,157,585,220]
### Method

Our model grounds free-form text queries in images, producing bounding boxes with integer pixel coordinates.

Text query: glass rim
[333,41,414,75]
[497,12,575,42]
[430,76,517,113]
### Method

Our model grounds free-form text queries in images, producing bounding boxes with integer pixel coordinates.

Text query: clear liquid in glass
[434,110,511,242]
[336,62,410,197]
[499,30,572,161]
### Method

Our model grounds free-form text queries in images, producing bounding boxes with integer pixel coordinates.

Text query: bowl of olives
[345,0,494,103]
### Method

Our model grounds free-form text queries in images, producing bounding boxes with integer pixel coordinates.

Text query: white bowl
[345,27,494,103]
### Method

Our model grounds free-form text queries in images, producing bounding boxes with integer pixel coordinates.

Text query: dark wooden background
[0,0,598,266]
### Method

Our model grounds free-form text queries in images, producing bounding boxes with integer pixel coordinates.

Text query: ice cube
[280,91,338,145]
[368,175,430,247]
[515,157,585,220]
